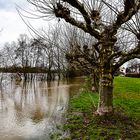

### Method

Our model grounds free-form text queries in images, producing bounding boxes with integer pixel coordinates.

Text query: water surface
[0,76,84,140]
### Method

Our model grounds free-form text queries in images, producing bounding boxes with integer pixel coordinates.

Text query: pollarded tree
[27,0,140,115]
[62,24,99,88]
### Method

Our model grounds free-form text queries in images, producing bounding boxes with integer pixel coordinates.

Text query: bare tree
[63,24,99,87]
[27,0,140,115]
[33,25,69,79]
[15,34,31,68]
[126,59,140,73]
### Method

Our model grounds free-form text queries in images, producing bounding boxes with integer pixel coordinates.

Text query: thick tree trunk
[95,31,116,115]
[96,71,113,115]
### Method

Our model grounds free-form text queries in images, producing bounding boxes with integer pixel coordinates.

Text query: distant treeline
[0,67,48,73]
[0,66,85,77]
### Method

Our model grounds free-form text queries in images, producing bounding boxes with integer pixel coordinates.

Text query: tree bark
[96,32,115,115]
[96,69,113,115]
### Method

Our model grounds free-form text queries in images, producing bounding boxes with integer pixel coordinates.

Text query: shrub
[125,73,140,78]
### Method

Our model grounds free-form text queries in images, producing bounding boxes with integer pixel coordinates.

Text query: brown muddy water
[0,76,85,140]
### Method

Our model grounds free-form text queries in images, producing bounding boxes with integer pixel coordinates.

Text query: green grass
[114,77,140,118]
[63,77,140,140]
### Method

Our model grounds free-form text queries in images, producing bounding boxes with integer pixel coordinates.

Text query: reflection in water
[0,76,84,140]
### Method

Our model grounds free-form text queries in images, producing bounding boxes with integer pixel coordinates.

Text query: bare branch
[53,2,101,39]
[63,0,92,24]
[111,0,140,34]
[113,41,140,72]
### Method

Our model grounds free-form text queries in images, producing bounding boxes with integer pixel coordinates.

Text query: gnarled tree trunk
[97,69,113,115]
[96,34,115,115]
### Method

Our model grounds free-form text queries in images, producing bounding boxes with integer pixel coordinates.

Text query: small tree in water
[27,0,140,115]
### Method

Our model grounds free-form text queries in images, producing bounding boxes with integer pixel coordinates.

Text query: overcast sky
[0,0,54,47]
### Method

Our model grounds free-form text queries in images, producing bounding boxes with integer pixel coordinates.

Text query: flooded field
[0,74,84,140]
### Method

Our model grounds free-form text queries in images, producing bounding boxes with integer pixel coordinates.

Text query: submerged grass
[63,77,140,140]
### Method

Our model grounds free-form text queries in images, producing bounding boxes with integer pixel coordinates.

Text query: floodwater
[0,75,84,140]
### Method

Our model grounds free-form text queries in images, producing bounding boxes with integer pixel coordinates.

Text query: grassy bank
[63,77,140,140]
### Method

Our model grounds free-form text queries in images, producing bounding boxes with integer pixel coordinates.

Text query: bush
[125,73,140,78]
